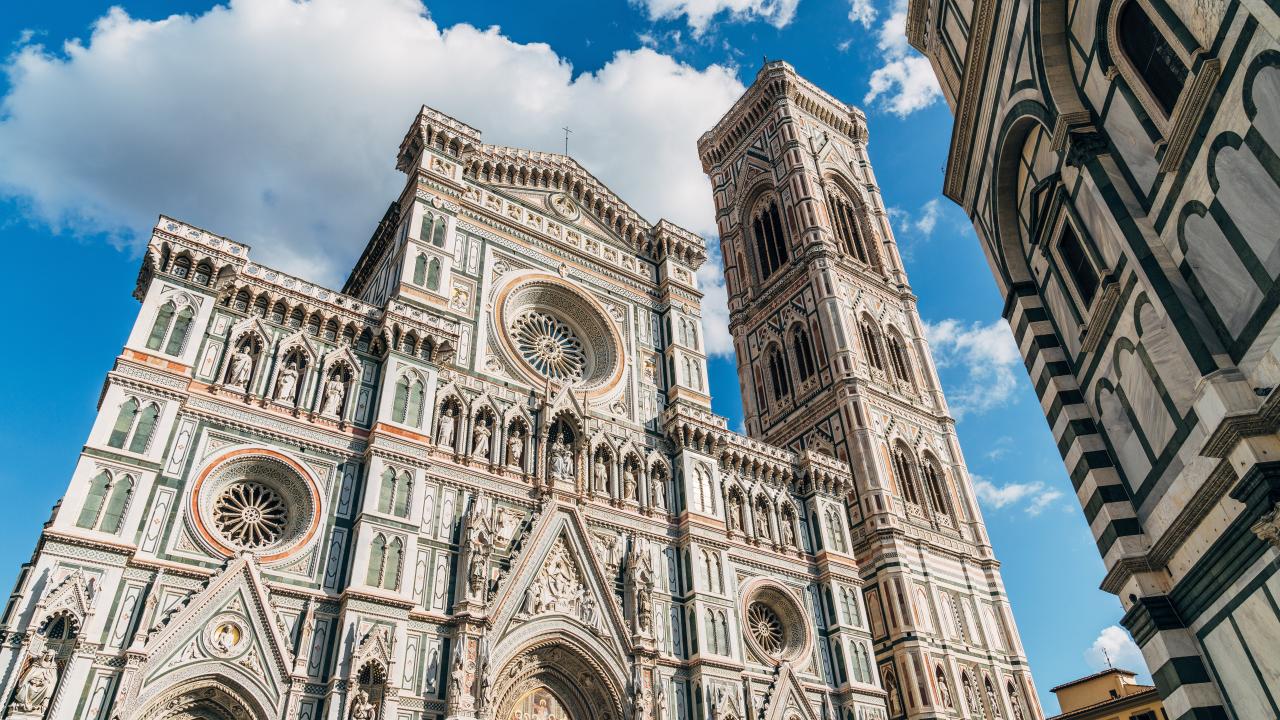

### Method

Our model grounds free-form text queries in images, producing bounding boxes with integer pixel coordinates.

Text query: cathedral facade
[0,64,1037,720]
[906,0,1280,716]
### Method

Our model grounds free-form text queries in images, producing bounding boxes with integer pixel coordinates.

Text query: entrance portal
[505,687,573,720]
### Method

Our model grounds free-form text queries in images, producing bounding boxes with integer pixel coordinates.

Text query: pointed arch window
[791,325,817,381]
[859,320,885,371]
[826,189,871,263]
[413,254,428,286]
[767,346,792,402]
[392,374,426,427]
[77,471,133,533]
[886,333,913,385]
[751,199,790,280]
[77,471,111,529]
[383,537,403,590]
[193,261,212,285]
[146,302,195,357]
[1118,1,1188,116]
[892,449,922,507]
[425,258,442,291]
[107,398,160,453]
[921,460,950,517]
[366,535,387,586]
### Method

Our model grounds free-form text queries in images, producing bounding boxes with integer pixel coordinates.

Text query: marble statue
[321,376,346,416]
[275,362,299,403]
[9,649,58,716]
[473,421,491,459]
[227,347,253,389]
[438,408,455,447]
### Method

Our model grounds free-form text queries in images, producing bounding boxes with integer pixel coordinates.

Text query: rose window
[213,481,288,549]
[511,311,586,382]
[747,602,785,655]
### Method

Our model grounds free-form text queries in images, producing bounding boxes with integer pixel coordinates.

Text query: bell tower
[699,62,1043,719]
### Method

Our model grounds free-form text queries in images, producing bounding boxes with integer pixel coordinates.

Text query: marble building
[906,0,1280,715]
[0,63,1037,720]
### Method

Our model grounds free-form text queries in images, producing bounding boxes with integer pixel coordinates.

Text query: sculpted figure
[348,689,374,720]
[275,362,299,403]
[473,421,491,460]
[321,376,346,416]
[652,477,667,510]
[507,431,524,467]
[655,682,668,720]
[623,466,638,500]
[10,649,58,715]
[594,455,608,493]
[550,436,573,481]
[438,407,455,447]
[781,518,796,548]
[227,347,253,388]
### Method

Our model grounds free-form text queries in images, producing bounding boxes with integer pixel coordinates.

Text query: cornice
[942,0,999,205]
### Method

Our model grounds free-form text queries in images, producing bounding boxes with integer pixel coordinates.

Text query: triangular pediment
[133,556,294,713]
[488,504,630,659]
[761,664,822,720]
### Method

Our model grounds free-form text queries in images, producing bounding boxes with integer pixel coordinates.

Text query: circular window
[213,481,287,549]
[511,311,586,382]
[494,275,624,396]
[740,581,812,664]
[189,450,320,563]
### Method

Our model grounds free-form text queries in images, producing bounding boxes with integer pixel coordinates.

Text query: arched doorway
[130,678,267,720]
[492,642,623,720]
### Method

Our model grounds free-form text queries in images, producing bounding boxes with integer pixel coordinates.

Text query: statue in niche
[550,434,573,481]
[727,498,743,532]
[9,649,58,716]
[578,590,605,635]
[227,346,253,389]
[652,476,667,511]
[473,421,491,460]
[623,465,638,500]
[424,646,439,691]
[507,430,524,467]
[655,681,667,720]
[348,689,374,720]
[780,517,796,548]
[321,375,346,416]
[594,455,608,493]
[437,407,455,447]
[275,362,300,404]
[938,677,952,709]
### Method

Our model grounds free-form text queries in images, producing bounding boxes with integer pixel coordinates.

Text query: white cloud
[863,0,942,116]
[1085,626,1150,676]
[697,241,735,356]
[972,475,1065,516]
[924,318,1022,417]
[633,0,800,37]
[0,0,744,290]
[848,0,876,27]
[914,198,942,235]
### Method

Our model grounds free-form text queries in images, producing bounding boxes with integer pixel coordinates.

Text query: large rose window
[512,311,587,382]
[189,451,320,563]
[740,581,812,665]
[494,275,624,396]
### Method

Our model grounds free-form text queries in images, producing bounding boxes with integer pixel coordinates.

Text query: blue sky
[0,0,1145,711]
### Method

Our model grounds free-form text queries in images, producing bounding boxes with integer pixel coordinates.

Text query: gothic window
[193,261,212,285]
[426,257,442,291]
[413,254,427,286]
[324,319,339,341]
[766,345,792,401]
[172,255,191,279]
[233,290,250,312]
[252,296,268,318]
[383,537,403,589]
[366,535,386,586]
[306,314,321,336]
[921,458,950,517]
[892,448,922,507]
[146,301,194,357]
[366,534,402,590]
[859,319,885,371]
[826,188,872,264]
[392,373,426,427]
[750,199,791,280]
[791,325,817,382]
[1056,223,1100,306]
[377,468,413,518]
[78,471,134,533]
[824,507,847,552]
[886,332,913,385]
[270,301,286,324]
[288,307,304,329]
[107,398,160,454]
[1118,1,1188,116]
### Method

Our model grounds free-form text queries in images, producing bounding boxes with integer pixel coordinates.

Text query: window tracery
[750,198,790,280]
[107,397,160,454]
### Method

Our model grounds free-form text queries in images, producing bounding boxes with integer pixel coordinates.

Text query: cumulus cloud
[0,0,743,289]
[697,241,734,356]
[924,318,1022,417]
[633,0,800,36]
[863,0,942,116]
[972,475,1065,516]
[1085,626,1150,676]
[848,0,877,27]
[913,198,942,235]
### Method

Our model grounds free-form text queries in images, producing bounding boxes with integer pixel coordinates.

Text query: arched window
[171,255,191,278]
[383,537,403,590]
[750,199,790,280]
[128,402,160,454]
[107,398,159,453]
[413,254,427,286]
[146,303,174,351]
[377,468,396,514]
[77,471,111,529]
[252,296,268,318]
[826,188,871,263]
[767,346,792,401]
[1118,1,1188,116]
[859,320,885,371]
[392,374,426,427]
[892,448,922,506]
[1056,223,1100,306]
[147,302,194,357]
[420,211,435,244]
[100,475,134,533]
[425,258,442,291]
[366,535,387,586]
[233,290,250,311]
[193,261,212,285]
[432,219,447,247]
[791,325,817,381]
[886,333,913,385]
[392,471,412,518]
[921,459,950,516]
